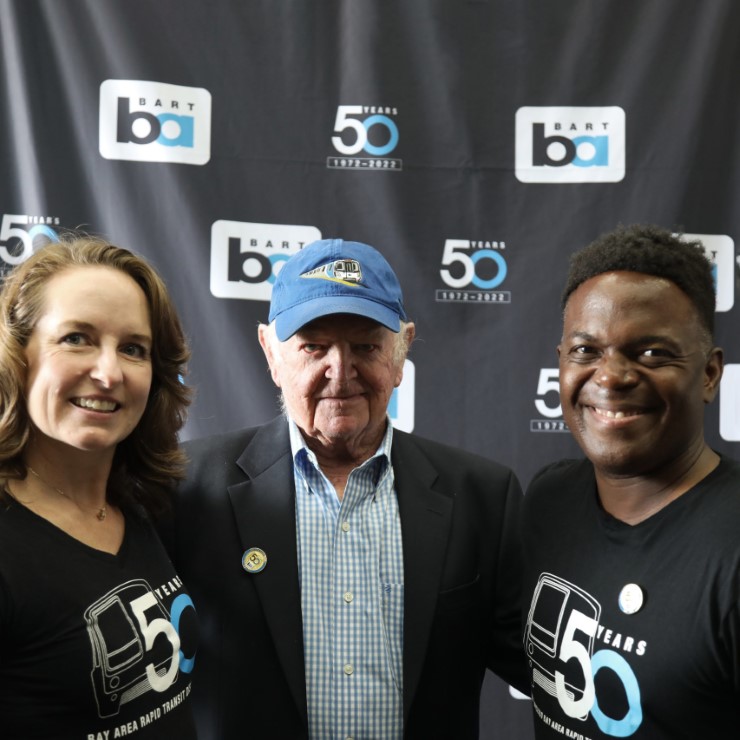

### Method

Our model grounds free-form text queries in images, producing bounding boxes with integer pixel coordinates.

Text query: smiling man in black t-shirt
[523,224,740,739]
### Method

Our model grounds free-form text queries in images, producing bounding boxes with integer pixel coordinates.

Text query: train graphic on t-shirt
[525,572,601,713]
[84,579,181,718]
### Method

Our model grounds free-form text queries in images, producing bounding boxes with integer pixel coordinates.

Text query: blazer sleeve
[486,467,529,694]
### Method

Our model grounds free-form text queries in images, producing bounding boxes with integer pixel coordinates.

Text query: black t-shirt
[522,456,740,739]
[0,499,198,740]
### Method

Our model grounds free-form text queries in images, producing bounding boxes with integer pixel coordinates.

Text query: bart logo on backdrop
[210,220,322,300]
[327,105,402,171]
[0,214,60,274]
[435,239,510,303]
[680,232,735,312]
[515,107,626,183]
[702,232,739,442]
[99,80,212,165]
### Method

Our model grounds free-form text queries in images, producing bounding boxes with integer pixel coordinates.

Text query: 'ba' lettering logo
[210,220,322,301]
[679,233,734,312]
[515,106,625,183]
[99,80,211,165]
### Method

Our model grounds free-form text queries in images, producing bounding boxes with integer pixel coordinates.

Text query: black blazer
[172,417,526,739]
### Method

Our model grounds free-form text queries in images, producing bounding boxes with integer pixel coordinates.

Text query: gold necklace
[27,466,107,522]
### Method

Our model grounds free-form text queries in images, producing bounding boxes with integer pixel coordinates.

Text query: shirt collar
[288,416,394,482]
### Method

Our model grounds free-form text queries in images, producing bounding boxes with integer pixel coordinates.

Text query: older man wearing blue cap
[175,239,527,739]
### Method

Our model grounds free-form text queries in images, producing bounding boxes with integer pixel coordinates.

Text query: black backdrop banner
[3,1,740,737]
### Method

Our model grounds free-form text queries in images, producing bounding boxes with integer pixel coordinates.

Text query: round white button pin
[618,583,644,614]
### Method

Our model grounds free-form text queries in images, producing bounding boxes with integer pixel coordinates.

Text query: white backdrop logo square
[680,233,734,312]
[389,360,415,433]
[515,106,625,183]
[99,80,211,164]
[210,221,321,300]
[720,364,740,441]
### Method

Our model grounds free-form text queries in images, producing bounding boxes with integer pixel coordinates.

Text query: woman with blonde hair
[0,234,198,739]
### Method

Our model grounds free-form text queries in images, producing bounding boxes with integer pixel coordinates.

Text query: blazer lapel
[392,432,455,723]
[227,418,307,725]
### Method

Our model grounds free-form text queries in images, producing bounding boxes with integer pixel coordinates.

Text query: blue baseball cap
[268,239,407,341]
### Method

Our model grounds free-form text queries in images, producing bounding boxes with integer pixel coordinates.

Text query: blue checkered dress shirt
[290,418,404,740]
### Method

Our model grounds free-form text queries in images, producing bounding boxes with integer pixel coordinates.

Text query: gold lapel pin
[242,547,267,574]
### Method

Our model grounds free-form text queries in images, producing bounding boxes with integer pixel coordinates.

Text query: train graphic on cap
[300,259,364,286]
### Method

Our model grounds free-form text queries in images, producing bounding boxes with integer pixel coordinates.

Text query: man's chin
[321,421,368,440]
[316,416,386,444]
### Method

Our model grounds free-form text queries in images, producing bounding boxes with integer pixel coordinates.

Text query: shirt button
[344,663,354,675]
[344,591,354,603]
[341,521,350,532]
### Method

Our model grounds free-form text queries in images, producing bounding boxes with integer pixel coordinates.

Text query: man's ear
[404,322,416,351]
[394,322,416,387]
[703,346,724,403]
[257,323,282,387]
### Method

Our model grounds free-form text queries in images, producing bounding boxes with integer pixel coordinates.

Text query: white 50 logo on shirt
[720,364,740,442]
[526,573,644,736]
[210,220,321,300]
[99,80,212,165]
[515,107,625,183]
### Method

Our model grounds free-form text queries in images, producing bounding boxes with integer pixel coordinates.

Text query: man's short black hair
[562,223,716,339]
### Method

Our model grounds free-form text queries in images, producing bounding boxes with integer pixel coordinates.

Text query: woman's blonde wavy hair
[0,234,192,514]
